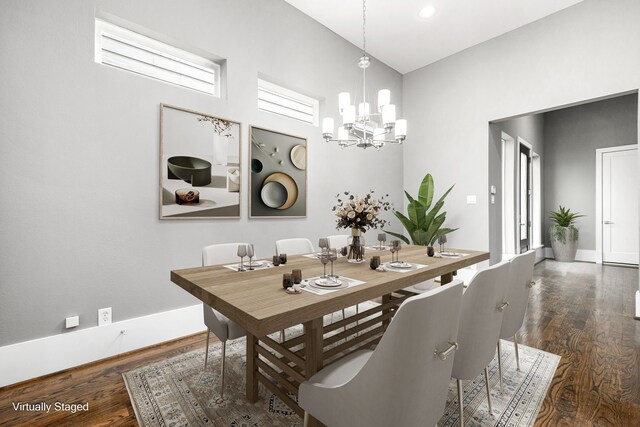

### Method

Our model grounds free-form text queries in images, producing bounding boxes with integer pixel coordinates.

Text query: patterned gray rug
[124,322,559,426]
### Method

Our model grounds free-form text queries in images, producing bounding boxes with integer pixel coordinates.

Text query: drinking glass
[237,244,247,271]
[246,244,255,270]
[377,233,386,250]
[318,238,329,254]
[272,255,281,266]
[394,240,402,262]
[279,253,287,264]
[319,253,329,278]
[370,255,381,270]
[389,241,397,263]
[282,273,293,289]
[292,269,302,284]
[328,249,338,277]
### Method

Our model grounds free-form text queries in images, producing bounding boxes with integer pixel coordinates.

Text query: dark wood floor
[0,260,638,426]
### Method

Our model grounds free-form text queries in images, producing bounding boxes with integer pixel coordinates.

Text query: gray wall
[543,93,638,249]
[0,0,404,346]
[488,114,545,263]
[403,0,640,263]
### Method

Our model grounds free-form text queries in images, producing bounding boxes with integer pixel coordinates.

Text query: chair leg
[484,367,493,414]
[220,341,226,398]
[204,331,210,368]
[514,334,521,371]
[303,411,309,427]
[457,379,464,427]
[497,340,503,394]
[280,329,285,342]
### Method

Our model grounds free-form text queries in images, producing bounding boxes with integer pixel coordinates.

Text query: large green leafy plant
[549,206,584,243]
[384,174,457,246]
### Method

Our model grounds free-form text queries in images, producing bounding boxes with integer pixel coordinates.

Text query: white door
[602,147,639,265]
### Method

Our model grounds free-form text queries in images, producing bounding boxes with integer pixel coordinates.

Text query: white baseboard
[635,291,640,320]
[0,304,203,388]
[544,248,597,263]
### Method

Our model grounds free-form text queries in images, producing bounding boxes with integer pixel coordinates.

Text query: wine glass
[319,252,330,278]
[389,241,397,263]
[438,234,447,253]
[246,244,255,270]
[377,233,386,250]
[237,244,247,271]
[328,249,338,278]
[318,238,329,254]
[394,240,402,263]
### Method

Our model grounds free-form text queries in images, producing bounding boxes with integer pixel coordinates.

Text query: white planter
[550,227,579,262]
[213,134,229,165]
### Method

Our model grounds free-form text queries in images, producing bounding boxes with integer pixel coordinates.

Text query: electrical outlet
[98,307,112,326]
[65,316,79,329]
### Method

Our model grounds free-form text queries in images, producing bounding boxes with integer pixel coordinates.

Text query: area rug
[124,320,559,427]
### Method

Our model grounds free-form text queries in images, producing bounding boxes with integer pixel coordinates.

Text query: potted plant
[549,206,584,262]
[384,173,457,255]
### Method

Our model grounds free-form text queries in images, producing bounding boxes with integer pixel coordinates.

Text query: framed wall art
[160,104,241,219]
[249,126,307,218]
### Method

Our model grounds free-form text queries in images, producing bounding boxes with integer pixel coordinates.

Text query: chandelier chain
[362,0,366,56]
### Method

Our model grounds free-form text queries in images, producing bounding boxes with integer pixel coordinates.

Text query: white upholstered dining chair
[451,260,510,427]
[299,282,464,427]
[202,243,248,398]
[326,234,349,249]
[497,250,536,391]
[275,238,314,256]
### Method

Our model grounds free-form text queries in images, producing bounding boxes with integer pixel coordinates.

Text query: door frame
[595,144,638,264]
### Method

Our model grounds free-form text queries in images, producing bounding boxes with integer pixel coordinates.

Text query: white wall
[403,0,640,262]
[0,0,403,347]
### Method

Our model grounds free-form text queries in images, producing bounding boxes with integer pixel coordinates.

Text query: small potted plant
[549,206,584,262]
[384,173,457,255]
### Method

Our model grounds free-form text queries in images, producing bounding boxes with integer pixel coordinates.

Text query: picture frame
[249,126,307,218]
[159,104,242,219]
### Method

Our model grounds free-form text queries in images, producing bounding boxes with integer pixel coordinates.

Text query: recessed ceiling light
[418,5,436,19]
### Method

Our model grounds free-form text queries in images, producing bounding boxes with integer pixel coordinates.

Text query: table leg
[440,272,453,285]
[246,333,259,402]
[381,293,392,327]
[303,317,324,427]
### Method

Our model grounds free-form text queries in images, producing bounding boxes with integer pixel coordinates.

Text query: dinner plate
[290,145,306,170]
[440,251,460,257]
[246,261,265,268]
[314,278,343,287]
[388,261,413,269]
[262,172,298,210]
[261,181,288,208]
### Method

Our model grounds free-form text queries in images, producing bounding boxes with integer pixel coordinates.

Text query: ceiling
[284,0,584,74]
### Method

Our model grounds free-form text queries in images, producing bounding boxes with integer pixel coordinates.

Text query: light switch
[466,195,477,204]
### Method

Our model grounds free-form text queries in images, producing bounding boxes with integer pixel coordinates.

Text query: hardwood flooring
[0,260,638,426]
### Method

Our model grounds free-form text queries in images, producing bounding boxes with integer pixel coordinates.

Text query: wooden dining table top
[170,245,489,337]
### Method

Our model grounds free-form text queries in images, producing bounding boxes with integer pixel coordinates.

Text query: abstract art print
[160,104,241,219]
[249,126,307,218]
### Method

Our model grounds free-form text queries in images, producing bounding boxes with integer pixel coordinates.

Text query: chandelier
[321,0,407,150]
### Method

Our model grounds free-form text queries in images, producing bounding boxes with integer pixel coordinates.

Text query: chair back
[326,234,349,249]
[500,250,535,339]
[202,242,252,266]
[275,238,314,255]
[303,282,464,427]
[452,261,510,380]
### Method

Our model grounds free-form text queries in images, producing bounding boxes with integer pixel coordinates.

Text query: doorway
[596,145,639,265]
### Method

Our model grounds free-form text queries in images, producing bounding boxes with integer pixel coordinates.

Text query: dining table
[170,245,489,426]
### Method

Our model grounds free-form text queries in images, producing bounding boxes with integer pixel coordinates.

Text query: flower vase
[348,228,364,263]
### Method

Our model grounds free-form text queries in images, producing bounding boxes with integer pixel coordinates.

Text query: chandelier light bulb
[382,104,396,125]
[338,92,351,113]
[395,119,407,138]
[377,89,390,111]
[322,117,334,136]
[342,105,356,126]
